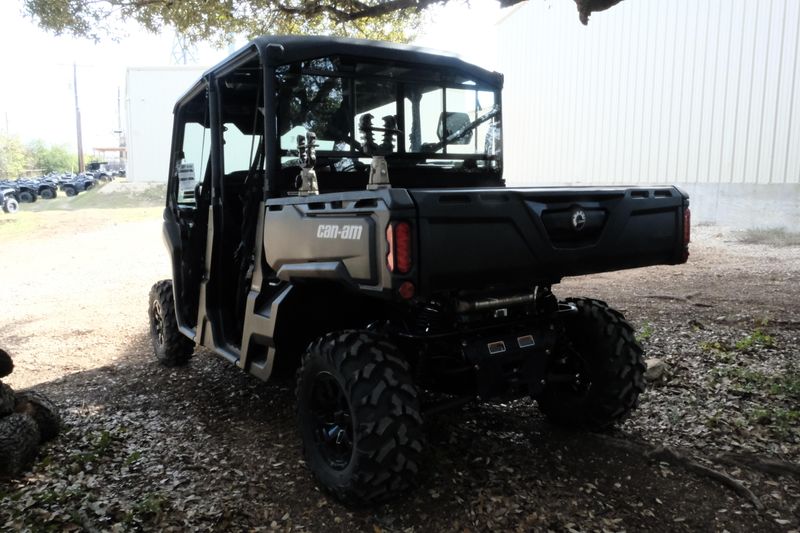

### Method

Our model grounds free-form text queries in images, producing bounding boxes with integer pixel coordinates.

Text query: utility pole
[117,87,124,163]
[73,63,85,173]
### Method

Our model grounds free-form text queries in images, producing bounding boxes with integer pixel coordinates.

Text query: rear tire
[63,186,77,197]
[537,298,646,430]
[39,188,56,200]
[148,280,194,367]
[15,391,61,442]
[296,330,424,506]
[0,414,40,478]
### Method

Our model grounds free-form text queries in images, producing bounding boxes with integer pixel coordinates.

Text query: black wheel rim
[309,372,354,470]
[151,301,165,346]
[551,342,594,398]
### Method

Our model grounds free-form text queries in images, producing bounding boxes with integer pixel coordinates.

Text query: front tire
[537,298,646,430]
[0,414,40,478]
[296,330,424,506]
[39,188,56,200]
[18,191,35,203]
[148,280,193,367]
[2,198,19,214]
[63,186,77,197]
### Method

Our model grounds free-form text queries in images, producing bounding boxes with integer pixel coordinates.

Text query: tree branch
[275,0,446,22]
[589,434,765,512]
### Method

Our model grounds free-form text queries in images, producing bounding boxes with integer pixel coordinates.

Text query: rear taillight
[386,221,412,274]
[681,207,691,263]
[683,207,691,245]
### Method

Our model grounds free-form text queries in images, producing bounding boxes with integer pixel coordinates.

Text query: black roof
[205,35,503,87]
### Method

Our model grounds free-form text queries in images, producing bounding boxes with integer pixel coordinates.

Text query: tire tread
[148,280,194,367]
[539,298,646,430]
[296,330,424,506]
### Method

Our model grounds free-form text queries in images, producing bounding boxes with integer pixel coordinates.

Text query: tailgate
[409,186,689,293]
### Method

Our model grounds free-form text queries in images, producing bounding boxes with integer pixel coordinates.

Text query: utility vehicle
[149,36,690,505]
[58,174,96,197]
[86,162,113,182]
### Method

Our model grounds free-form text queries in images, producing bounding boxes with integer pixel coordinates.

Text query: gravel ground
[0,210,798,532]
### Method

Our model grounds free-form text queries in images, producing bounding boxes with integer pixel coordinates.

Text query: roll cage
[167,35,505,206]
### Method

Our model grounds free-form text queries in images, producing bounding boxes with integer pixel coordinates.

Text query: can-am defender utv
[149,36,690,505]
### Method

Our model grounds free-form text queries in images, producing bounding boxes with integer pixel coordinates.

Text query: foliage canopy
[22,0,623,45]
[0,135,80,178]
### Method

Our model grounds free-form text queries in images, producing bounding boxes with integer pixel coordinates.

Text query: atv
[1,188,19,214]
[58,174,97,197]
[0,180,38,203]
[149,36,690,505]
[35,178,58,200]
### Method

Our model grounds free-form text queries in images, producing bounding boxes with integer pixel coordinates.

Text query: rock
[644,358,668,381]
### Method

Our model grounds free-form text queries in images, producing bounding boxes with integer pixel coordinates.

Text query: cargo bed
[410,186,690,293]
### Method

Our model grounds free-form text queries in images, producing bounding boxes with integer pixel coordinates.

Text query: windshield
[275,57,501,174]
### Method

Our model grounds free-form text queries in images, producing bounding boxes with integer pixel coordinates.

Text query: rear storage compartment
[410,186,689,294]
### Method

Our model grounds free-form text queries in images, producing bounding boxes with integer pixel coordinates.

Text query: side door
[164,83,211,331]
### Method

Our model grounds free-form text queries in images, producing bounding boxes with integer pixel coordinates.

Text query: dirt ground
[0,208,798,532]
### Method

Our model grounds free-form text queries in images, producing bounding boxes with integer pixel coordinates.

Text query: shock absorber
[380,115,397,152]
[359,113,377,155]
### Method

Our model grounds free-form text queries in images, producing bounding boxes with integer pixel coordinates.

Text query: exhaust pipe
[456,293,536,313]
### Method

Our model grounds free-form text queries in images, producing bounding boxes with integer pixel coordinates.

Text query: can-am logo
[316,224,364,240]
[572,210,587,231]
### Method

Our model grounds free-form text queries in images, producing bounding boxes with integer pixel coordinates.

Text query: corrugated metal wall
[496,0,800,186]
[126,67,206,182]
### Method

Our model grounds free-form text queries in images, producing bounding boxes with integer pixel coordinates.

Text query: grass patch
[734,328,775,351]
[0,182,165,241]
[748,407,800,437]
[124,450,143,466]
[23,182,166,212]
[736,227,800,247]
[67,430,120,468]
[123,492,170,525]
[134,493,168,515]
[699,340,730,354]
[700,325,776,359]
[713,366,800,400]
[0,206,162,241]
[636,322,654,343]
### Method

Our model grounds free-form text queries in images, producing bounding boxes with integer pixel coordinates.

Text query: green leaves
[27,139,75,174]
[22,0,430,45]
[0,135,28,179]
[0,135,76,178]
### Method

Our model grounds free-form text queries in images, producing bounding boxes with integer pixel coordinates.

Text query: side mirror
[437,112,472,145]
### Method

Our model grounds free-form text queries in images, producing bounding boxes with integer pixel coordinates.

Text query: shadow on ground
[1,330,775,532]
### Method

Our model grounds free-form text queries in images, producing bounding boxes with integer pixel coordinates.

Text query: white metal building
[126,66,206,182]
[496,0,800,227]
